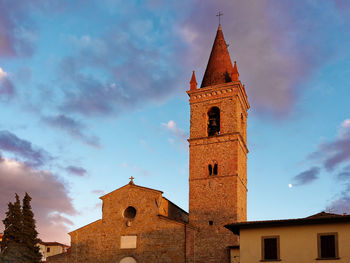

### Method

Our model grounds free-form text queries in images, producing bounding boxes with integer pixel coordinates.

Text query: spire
[201,25,235,88]
[190,71,197,90]
[231,61,239,81]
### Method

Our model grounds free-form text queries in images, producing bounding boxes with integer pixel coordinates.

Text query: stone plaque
[120,235,137,249]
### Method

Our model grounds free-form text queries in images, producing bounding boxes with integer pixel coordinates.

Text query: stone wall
[49,184,188,263]
[187,82,248,263]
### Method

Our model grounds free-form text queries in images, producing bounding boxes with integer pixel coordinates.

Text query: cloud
[162,120,187,141]
[0,0,37,57]
[182,0,350,117]
[292,166,320,186]
[326,183,350,214]
[337,165,350,181]
[2,1,350,119]
[57,26,186,117]
[92,189,105,196]
[140,139,156,153]
[0,67,15,100]
[51,1,190,117]
[0,67,7,79]
[309,119,350,171]
[65,165,88,177]
[162,120,188,150]
[0,156,76,243]
[0,130,52,167]
[121,162,150,177]
[42,114,101,148]
[295,119,350,213]
[0,0,71,58]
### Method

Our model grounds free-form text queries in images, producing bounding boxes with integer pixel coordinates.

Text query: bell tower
[187,25,250,262]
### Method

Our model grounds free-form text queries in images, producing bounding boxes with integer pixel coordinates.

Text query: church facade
[48,24,249,263]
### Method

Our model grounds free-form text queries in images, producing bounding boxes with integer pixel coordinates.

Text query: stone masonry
[186,24,249,263]
[48,24,249,263]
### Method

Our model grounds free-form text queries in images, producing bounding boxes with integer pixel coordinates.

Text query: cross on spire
[129,176,134,184]
[216,11,223,25]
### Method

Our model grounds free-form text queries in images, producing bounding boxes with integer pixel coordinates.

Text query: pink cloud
[181,0,350,117]
[0,156,76,244]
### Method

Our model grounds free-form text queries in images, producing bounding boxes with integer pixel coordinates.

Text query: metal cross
[216,11,223,25]
[129,176,134,184]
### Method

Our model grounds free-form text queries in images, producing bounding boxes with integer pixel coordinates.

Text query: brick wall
[187,81,249,262]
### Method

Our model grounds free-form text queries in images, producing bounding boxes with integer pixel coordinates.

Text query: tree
[0,193,42,263]
[1,194,25,263]
[22,193,42,263]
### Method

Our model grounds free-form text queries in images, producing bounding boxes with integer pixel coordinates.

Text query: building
[39,241,69,261]
[225,212,350,262]
[47,23,247,263]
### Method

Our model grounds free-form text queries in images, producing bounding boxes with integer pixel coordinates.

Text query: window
[209,220,213,226]
[208,164,213,176]
[261,236,280,261]
[207,107,220,136]
[120,256,137,263]
[318,233,338,259]
[213,163,218,175]
[47,247,50,253]
[123,206,137,219]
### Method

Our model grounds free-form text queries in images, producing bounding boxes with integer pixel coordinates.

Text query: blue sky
[1,0,350,244]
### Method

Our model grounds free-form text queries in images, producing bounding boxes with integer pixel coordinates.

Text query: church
[48,24,249,263]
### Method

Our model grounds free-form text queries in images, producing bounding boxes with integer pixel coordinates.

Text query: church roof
[201,25,236,88]
[225,212,350,235]
[99,182,163,200]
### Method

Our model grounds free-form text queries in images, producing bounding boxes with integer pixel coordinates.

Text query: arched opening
[120,257,137,263]
[207,107,220,136]
[123,206,137,219]
[208,164,213,176]
[213,163,218,175]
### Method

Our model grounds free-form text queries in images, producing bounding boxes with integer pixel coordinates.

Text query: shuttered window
[318,233,338,259]
[262,236,280,260]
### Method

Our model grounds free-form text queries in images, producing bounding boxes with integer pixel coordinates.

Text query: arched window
[207,107,220,136]
[213,163,218,175]
[208,164,213,176]
[120,257,137,263]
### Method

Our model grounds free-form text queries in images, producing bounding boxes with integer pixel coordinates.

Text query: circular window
[124,206,137,219]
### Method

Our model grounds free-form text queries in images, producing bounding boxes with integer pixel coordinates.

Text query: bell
[211,119,218,127]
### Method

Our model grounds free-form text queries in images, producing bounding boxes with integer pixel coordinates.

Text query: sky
[1,0,350,245]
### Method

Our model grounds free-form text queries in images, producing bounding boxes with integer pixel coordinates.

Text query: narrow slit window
[213,163,218,175]
[208,164,213,176]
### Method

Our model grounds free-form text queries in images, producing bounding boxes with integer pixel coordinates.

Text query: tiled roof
[40,241,69,247]
[201,25,236,88]
[225,212,350,235]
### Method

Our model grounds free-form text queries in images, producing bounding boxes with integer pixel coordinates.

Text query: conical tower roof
[201,25,236,88]
[190,71,197,90]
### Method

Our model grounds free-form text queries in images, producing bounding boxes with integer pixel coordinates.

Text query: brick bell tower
[187,25,250,262]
